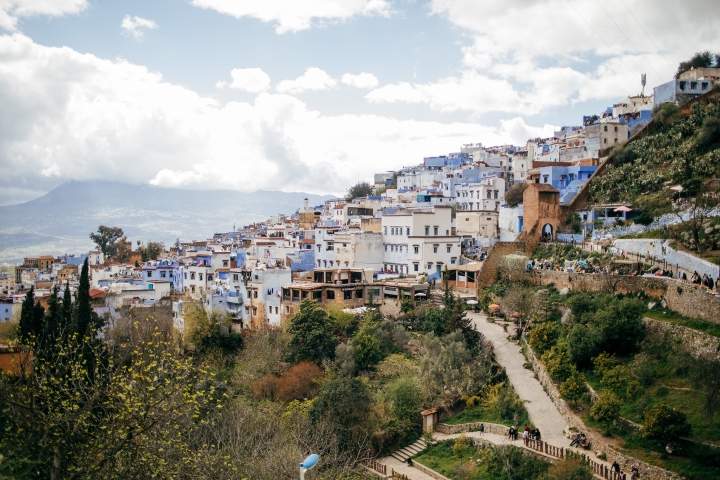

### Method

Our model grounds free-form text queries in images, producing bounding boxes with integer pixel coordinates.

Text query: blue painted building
[537,165,598,204]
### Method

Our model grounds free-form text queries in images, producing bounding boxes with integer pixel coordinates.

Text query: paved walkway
[373,313,615,479]
[467,312,568,446]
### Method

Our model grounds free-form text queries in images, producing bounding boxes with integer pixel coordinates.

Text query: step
[403,445,421,455]
[391,453,406,462]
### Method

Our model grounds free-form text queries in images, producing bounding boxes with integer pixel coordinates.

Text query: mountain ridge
[0,181,334,263]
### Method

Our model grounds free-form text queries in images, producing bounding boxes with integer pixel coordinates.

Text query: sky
[0,0,718,206]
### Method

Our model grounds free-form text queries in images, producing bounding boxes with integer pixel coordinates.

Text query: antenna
[641,73,646,97]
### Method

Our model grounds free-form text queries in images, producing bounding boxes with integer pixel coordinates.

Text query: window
[465,217,469,221]
[433,246,438,253]
[691,81,697,89]
[199,273,203,281]
[275,306,279,314]
[414,264,419,272]
[384,245,387,252]
[342,243,347,247]
[406,227,410,235]
[487,191,492,199]
[286,306,290,313]
[161,271,167,278]
[313,290,322,300]
[252,307,257,316]
[414,246,419,254]
[614,126,618,132]
[702,82,708,90]
[326,290,335,300]
[451,258,456,265]
[603,125,608,132]
[447,246,451,253]
[679,81,686,90]
[191,286,195,293]
[427,263,432,270]
[147,271,152,278]
[604,138,608,144]
[425,226,430,235]
[184,272,187,279]
[253,290,258,298]
[190,272,196,280]
[355,289,363,298]
[233,274,239,281]
[384,227,387,234]
[614,138,618,143]
[433,226,439,236]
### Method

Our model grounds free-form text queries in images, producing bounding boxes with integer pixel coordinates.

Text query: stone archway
[542,223,554,240]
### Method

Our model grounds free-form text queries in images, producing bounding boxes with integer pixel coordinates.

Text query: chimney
[304,198,309,209]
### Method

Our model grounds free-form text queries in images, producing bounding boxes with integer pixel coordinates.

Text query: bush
[590,391,622,429]
[600,365,632,396]
[505,182,528,208]
[560,369,588,407]
[634,211,654,226]
[542,345,575,382]
[643,403,692,448]
[592,352,619,377]
[529,321,558,355]
[547,454,594,480]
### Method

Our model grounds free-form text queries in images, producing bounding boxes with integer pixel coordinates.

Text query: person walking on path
[522,428,529,446]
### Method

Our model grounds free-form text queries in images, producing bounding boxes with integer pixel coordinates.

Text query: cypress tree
[41,285,62,350]
[73,258,92,338]
[18,287,37,345]
[61,281,72,337]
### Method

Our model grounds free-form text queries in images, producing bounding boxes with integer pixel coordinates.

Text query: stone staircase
[390,439,427,462]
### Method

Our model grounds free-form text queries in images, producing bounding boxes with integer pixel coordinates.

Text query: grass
[644,309,720,338]
[413,440,464,476]
[618,229,668,239]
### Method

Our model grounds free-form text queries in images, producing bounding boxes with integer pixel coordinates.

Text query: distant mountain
[0,181,333,263]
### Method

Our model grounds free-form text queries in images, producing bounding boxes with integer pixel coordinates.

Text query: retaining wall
[524,344,682,480]
[412,460,451,480]
[435,421,509,436]
[643,317,720,358]
[535,270,720,324]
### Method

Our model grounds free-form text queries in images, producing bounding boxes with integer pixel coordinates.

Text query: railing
[523,438,623,480]
[390,470,410,480]
[365,459,386,475]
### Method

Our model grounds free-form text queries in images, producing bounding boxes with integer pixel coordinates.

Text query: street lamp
[300,453,319,480]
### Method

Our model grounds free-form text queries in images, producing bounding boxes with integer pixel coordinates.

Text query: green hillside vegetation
[589,98,720,219]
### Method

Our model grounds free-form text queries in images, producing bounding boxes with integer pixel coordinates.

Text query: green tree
[542,345,575,382]
[675,51,718,78]
[440,270,481,350]
[351,316,384,372]
[18,287,44,345]
[114,237,131,263]
[310,375,372,434]
[601,365,632,395]
[381,376,423,448]
[590,391,622,430]
[72,258,102,338]
[89,225,125,257]
[528,321,558,354]
[643,403,692,448]
[286,299,338,365]
[592,352,618,377]
[139,240,165,261]
[346,182,374,201]
[453,433,471,465]
[183,304,243,356]
[560,369,588,408]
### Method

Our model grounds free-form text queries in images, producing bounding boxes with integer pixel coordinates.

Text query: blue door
[436,265,441,278]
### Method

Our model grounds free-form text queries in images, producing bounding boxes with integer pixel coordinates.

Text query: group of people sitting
[507,425,541,444]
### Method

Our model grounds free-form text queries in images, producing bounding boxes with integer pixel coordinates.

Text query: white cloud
[0,0,87,31]
[121,15,158,40]
[341,72,379,89]
[276,67,337,94]
[216,68,271,93]
[0,33,553,204]
[190,0,392,34]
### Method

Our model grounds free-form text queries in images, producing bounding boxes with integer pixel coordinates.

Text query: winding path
[467,312,568,446]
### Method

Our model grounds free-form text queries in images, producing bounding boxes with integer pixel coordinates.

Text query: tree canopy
[346,182,374,201]
[285,299,338,365]
[675,51,719,78]
[89,225,125,257]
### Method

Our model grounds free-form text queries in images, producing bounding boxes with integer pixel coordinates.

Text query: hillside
[589,93,720,217]
[0,181,332,262]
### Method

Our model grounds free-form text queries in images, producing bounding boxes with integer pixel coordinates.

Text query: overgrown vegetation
[524,290,720,479]
[589,101,720,220]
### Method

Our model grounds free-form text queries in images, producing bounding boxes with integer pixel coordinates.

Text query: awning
[670,185,683,192]
[613,206,632,212]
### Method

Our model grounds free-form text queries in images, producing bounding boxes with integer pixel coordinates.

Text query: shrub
[542,345,575,382]
[505,182,528,208]
[592,352,619,377]
[590,391,622,429]
[632,352,656,386]
[643,403,692,448]
[547,454,594,480]
[560,369,588,408]
[567,324,600,367]
[601,365,632,396]
[529,321,558,355]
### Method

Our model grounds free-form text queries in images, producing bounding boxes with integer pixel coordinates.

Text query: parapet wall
[534,270,720,324]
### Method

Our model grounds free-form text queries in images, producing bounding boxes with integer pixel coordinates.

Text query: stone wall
[535,270,720,324]
[524,344,681,480]
[412,460,451,480]
[643,317,720,358]
[476,242,529,288]
[435,421,509,436]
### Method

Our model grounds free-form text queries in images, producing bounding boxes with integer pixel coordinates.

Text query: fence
[524,438,622,480]
[390,470,410,480]
[365,459,387,476]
